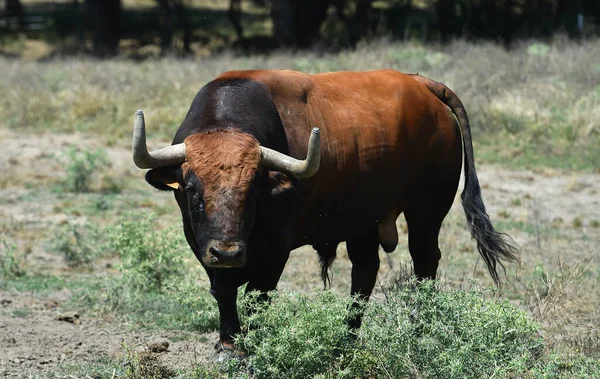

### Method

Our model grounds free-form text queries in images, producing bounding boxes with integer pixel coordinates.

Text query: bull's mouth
[203,240,246,268]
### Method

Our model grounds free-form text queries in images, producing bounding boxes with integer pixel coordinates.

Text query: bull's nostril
[206,241,245,267]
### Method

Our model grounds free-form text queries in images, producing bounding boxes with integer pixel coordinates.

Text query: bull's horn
[260,127,321,179]
[132,110,186,169]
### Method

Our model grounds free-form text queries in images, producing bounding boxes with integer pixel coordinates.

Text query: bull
[132,69,517,353]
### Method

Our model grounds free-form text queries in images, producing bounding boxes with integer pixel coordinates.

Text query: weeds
[0,240,26,279]
[514,258,600,356]
[105,215,186,292]
[59,146,109,193]
[50,220,104,268]
[122,348,175,379]
[83,214,220,332]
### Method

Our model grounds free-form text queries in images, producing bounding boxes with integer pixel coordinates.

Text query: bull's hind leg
[346,228,380,330]
[404,185,457,280]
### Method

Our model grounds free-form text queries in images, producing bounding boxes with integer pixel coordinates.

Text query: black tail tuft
[317,246,337,289]
[461,170,519,285]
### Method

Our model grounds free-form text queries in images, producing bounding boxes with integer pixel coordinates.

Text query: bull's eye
[189,196,204,221]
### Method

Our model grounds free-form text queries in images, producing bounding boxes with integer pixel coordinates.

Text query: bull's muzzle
[204,240,246,268]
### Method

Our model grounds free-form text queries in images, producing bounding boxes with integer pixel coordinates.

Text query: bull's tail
[418,75,519,285]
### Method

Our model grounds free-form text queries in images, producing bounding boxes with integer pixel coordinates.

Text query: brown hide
[182,131,261,238]
[216,70,463,250]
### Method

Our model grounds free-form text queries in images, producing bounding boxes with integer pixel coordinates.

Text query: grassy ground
[1,39,599,377]
[2,38,599,170]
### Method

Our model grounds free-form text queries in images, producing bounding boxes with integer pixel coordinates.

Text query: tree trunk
[349,0,374,44]
[157,0,175,54]
[85,0,121,56]
[436,0,455,42]
[73,0,85,52]
[178,1,191,53]
[229,0,243,41]
[5,0,25,29]
[294,0,329,47]
[271,0,296,46]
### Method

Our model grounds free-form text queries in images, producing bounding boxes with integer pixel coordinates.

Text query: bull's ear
[269,171,295,196]
[145,167,180,191]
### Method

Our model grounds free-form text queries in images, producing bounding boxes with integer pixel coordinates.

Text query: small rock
[56,312,80,324]
[1,299,12,306]
[147,338,170,353]
[4,337,16,345]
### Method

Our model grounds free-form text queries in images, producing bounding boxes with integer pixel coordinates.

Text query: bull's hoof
[209,341,247,364]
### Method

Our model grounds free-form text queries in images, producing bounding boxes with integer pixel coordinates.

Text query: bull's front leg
[211,286,239,350]
[208,269,246,352]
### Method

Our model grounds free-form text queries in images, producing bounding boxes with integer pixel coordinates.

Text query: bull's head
[132,110,320,268]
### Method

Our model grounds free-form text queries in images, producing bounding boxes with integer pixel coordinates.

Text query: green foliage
[60,146,109,193]
[232,282,547,378]
[530,354,600,378]
[51,220,104,268]
[105,215,185,292]
[167,279,220,331]
[99,278,219,332]
[236,290,360,379]
[45,355,125,379]
[11,308,31,318]
[0,240,26,279]
[363,281,544,378]
[91,214,219,332]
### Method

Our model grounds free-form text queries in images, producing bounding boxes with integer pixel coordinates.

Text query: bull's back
[221,70,463,246]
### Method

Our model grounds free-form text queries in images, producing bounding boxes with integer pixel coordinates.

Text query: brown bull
[132,69,518,352]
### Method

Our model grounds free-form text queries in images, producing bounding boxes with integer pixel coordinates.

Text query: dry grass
[2,38,599,169]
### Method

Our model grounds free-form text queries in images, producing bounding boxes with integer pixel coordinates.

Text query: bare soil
[1,131,599,376]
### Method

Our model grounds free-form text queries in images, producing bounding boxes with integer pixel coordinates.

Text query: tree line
[2,0,598,56]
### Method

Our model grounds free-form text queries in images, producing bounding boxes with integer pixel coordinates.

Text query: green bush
[60,146,109,193]
[0,240,26,279]
[232,282,547,378]
[106,215,186,292]
[362,281,544,378]
[51,220,104,268]
[236,291,360,379]
[92,214,219,332]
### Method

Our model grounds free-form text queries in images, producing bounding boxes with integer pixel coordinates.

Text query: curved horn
[260,127,321,179]
[132,110,186,169]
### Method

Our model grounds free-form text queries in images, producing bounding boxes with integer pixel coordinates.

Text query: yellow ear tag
[165,181,180,190]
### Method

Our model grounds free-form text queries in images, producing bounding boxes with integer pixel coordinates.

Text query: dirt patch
[477,167,600,229]
[0,290,217,377]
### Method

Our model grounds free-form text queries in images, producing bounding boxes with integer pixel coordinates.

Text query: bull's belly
[290,195,402,250]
